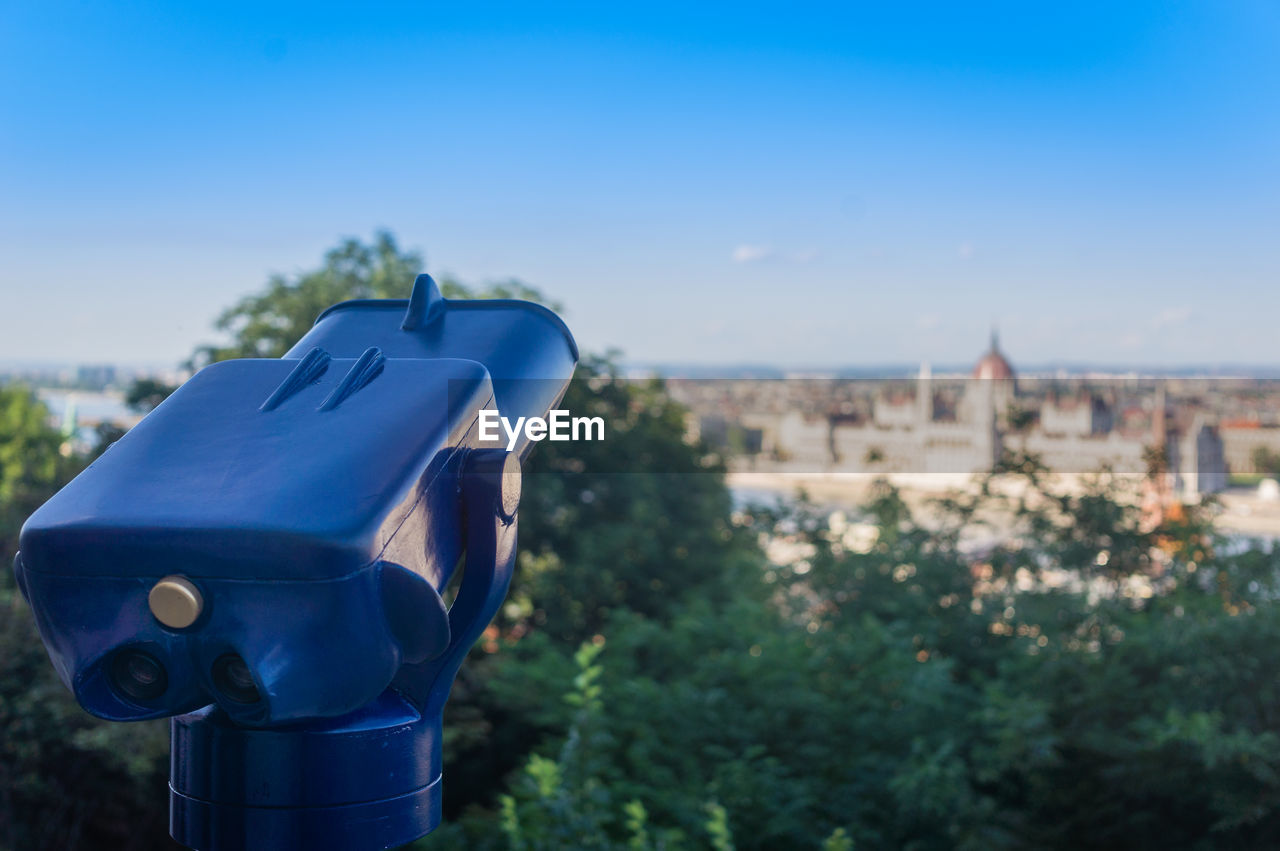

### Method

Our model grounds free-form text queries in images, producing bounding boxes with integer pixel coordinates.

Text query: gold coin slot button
[149,576,203,629]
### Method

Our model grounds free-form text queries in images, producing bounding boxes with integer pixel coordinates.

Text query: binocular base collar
[171,777,441,851]
[170,690,444,851]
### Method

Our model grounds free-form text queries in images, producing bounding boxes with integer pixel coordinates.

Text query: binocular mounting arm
[396,447,522,715]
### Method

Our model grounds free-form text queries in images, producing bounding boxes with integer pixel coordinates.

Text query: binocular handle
[396,448,521,714]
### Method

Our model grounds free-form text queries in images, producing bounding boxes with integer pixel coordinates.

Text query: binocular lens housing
[212,654,261,704]
[110,648,168,703]
[15,275,580,849]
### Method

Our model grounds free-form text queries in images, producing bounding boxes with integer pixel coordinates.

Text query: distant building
[1219,422,1280,474]
[971,332,1015,381]
[1169,415,1228,497]
[776,411,832,466]
[831,335,1009,475]
[76,364,117,390]
[1040,391,1113,437]
[754,332,1225,498]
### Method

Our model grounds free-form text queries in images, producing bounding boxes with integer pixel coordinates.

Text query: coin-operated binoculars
[14,275,577,850]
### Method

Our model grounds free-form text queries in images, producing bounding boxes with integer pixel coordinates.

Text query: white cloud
[957,242,974,259]
[731,244,819,264]
[1151,306,1192,328]
[1119,332,1145,349]
[732,244,775,264]
[916,313,942,331]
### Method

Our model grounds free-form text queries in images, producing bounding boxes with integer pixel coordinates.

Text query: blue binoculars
[14,275,577,850]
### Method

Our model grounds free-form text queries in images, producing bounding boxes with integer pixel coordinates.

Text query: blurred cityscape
[0,362,187,454]
[664,333,1280,537]
[9,334,1280,538]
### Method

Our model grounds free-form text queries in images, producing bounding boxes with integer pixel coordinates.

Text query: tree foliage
[430,455,1280,850]
[124,379,178,414]
[1253,447,1280,478]
[0,388,172,850]
[190,230,558,366]
[0,387,77,588]
[192,230,424,364]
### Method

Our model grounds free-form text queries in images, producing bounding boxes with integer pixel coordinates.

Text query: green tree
[0,387,76,585]
[512,355,752,645]
[124,379,177,414]
[439,461,1280,850]
[1252,446,1280,477]
[0,387,172,850]
[439,353,758,821]
[190,230,559,366]
[191,230,424,364]
[128,230,562,415]
[0,596,172,851]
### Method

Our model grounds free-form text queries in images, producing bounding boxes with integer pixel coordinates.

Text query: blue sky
[2,1,1278,367]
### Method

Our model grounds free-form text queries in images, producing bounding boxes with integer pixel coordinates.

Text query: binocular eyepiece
[14,275,577,850]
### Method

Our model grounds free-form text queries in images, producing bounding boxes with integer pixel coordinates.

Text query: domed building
[972,330,1015,381]
[960,329,1016,435]
[712,327,1221,499]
